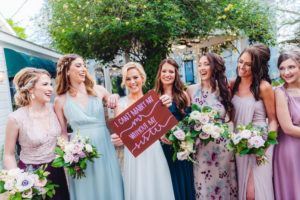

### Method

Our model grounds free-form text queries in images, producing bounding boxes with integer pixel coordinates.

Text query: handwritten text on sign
[108,90,178,157]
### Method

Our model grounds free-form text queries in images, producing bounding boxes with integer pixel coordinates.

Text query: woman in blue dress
[54,54,124,200]
[154,58,196,200]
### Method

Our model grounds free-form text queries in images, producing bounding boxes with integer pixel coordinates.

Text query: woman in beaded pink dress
[230,44,277,200]
[4,67,69,200]
[187,53,238,200]
[274,48,300,199]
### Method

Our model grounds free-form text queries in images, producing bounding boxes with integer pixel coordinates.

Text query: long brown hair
[201,53,233,114]
[232,46,265,101]
[56,54,96,96]
[154,58,189,114]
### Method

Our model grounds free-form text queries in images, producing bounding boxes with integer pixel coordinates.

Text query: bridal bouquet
[166,104,229,161]
[0,166,57,199]
[51,133,100,179]
[188,104,229,145]
[227,123,278,165]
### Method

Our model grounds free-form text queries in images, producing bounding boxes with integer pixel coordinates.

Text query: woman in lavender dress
[230,44,277,200]
[187,53,237,200]
[274,48,300,199]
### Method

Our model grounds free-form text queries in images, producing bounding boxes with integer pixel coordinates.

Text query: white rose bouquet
[227,123,278,165]
[51,133,100,179]
[188,104,229,145]
[166,104,229,162]
[0,166,58,199]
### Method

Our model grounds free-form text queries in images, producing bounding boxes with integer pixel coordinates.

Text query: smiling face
[279,58,300,84]
[237,52,252,78]
[125,68,144,94]
[67,58,87,84]
[30,74,53,103]
[198,56,212,81]
[160,63,176,86]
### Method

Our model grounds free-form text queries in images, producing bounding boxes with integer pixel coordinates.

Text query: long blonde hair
[56,54,96,96]
[13,67,51,107]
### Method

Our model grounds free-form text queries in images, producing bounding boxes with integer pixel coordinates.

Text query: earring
[31,94,35,100]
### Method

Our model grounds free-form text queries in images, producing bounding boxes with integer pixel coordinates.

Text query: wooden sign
[108,90,178,157]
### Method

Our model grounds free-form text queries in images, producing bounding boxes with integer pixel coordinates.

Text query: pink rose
[174,129,185,141]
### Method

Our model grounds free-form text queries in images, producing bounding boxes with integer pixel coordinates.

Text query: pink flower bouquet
[227,123,278,165]
[51,133,100,179]
[166,104,229,162]
[0,166,57,199]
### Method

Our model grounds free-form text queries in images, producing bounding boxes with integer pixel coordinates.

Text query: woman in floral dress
[187,53,238,199]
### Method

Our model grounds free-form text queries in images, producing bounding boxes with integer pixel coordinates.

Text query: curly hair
[13,67,51,107]
[56,54,96,96]
[232,46,265,101]
[201,53,233,114]
[154,58,189,114]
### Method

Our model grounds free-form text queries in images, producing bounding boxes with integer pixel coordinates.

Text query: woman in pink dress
[274,48,300,199]
[4,67,69,200]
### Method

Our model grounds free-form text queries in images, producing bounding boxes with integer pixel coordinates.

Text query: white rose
[177,151,189,160]
[240,130,252,139]
[190,111,201,121]
[210,126,222,139]
[85,144,93,153]
[180,141,194,152]
[197,114,210,124]
[248,135,265,148]
[64,143,75,154]
[173,129,185,141]
[202,124,214,135]
[232,134,242,145]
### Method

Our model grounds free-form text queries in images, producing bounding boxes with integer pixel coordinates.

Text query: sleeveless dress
[232,95,274,200]
[161,102,195,200]
[118,97,175,200]
[191,88,238,200]
[9,105,69,200]
[64,94,124,200]
[273,86,300,199]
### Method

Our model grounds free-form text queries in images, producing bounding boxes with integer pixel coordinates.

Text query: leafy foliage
[6,19,27,39]
[49,0,275,90]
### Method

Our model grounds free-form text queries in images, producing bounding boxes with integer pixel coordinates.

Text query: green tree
[49,0,275,90]
[7,19,27,39]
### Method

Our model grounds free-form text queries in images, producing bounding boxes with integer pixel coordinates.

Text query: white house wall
[0,47,12,154]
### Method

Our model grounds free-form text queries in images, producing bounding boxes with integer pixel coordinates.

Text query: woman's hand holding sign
[159,94,172,107]
[111,133,123,146]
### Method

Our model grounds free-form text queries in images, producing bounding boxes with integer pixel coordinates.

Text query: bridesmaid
[274,48,300,199]
[187,53,238,200]
[111,62,175,200]
[230,44,277,200]
[4,67,70,200]
[154,58,196,200]
[54,54,124,200]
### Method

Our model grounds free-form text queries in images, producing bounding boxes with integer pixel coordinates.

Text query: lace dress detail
[9,105,61,164]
